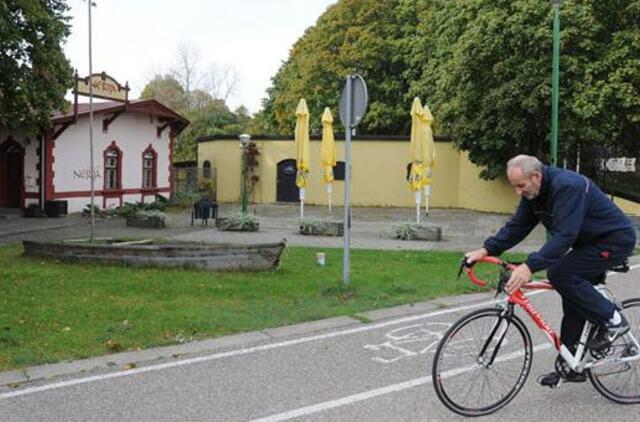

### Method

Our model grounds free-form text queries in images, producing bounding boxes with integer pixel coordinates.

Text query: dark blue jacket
[484,166,636,272]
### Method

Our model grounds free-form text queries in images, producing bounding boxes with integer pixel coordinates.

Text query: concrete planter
[299,221,344,237]
[393,223,442,241]
[215,217,259,232]
[126,215,165,229]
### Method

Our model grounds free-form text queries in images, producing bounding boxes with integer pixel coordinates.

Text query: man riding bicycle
[465,155,637,386]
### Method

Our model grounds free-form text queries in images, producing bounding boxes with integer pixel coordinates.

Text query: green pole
[239,134,250,215]
[550,0,561,166]
[242,149,248,214]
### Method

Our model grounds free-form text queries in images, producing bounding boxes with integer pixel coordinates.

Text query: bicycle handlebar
[460,256,553,291]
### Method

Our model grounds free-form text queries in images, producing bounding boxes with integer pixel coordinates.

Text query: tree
[259,0,427,135]
[0,0,74,130]
[410,0,640,179]
[140,44,251,161]
[139,74,187,112]
[261,0,640,179]
[170,40,201,108]
[202,63,240,102]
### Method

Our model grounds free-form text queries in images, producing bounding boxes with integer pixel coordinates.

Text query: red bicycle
[432,256,640,417]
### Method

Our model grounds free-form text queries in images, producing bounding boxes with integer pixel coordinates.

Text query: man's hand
[506,263,532,294]
[464,248,488,264]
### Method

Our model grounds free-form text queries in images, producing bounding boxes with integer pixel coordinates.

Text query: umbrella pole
[424,185,431,216]
[300,188,305,219]
[415,191,421,223]
[327,184,332,212]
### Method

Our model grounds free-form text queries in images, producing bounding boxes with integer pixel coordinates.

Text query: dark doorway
[0,140,24,208]
[276,159,298,202]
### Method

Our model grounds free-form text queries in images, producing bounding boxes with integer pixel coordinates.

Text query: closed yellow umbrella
[408,97,436,222]
[321,107,336,211]
[294,98,310,218]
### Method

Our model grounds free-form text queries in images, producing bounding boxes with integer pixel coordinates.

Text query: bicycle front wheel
[588,298,640,404]
[432,307,533,417]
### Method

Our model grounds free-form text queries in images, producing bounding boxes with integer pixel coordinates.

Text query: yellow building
[197,135,640,216]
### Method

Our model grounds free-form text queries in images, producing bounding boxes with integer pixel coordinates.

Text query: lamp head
[239,133,251,146]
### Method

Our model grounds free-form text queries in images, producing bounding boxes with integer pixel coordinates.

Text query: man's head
[507,155,543,199]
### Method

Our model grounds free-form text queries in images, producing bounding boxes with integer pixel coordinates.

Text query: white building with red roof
[0,94,189,214]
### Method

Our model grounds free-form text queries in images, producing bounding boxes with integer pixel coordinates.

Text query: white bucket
[316,252,326,266]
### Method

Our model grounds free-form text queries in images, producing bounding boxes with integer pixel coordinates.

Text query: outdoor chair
[191,198,218,226]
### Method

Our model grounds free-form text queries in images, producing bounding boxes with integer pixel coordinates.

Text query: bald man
[466,155,636,387]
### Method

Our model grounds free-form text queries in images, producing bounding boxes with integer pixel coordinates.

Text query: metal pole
[550,0,561,167]
[88,0,95,242]
[242,145,248,215]
[343,76,352,285]
[239,134,250,215]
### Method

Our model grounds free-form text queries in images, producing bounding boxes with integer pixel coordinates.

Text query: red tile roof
[52,99,189,133]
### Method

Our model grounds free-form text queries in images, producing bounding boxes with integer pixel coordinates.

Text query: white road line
[1,265,636,400]
[251,343,553,422]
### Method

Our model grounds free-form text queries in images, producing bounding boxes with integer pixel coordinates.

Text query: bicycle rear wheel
[588,298,640,404]
[432,307,532,417]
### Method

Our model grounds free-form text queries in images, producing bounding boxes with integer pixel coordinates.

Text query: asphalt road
[1,264,639,421]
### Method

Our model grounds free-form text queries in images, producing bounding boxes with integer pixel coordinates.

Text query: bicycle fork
[476,307,513,368]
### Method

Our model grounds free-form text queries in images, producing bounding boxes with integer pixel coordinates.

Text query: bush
[133,210,166,222]
[170,190,202,207]
[299,217,325,234]
[217,212,259,231]
[392,222,420,240]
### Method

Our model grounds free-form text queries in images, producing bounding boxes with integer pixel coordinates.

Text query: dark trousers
[546,229,636,348]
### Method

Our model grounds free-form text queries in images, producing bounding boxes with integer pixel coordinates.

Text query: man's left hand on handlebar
[506,263,532,294]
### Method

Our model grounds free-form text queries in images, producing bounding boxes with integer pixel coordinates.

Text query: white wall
[53,112,171,212]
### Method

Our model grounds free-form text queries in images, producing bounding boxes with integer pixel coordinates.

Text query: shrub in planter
[216,212,259,231]
[299,218,343,236]
[392,222,442,241]
[126,210,167,229]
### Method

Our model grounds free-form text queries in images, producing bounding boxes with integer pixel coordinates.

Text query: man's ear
[531,170,542,183]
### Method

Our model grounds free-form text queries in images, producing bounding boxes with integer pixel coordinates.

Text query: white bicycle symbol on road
[363,323,452,364]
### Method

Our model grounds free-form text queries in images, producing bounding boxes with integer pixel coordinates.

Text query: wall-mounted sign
[600,157,637,173]
[73,168,102,179]
[74,71,129,102]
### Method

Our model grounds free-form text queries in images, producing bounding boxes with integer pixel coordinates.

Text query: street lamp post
[239,134,250,215]
[550,0,562,167]
[87,0,96,242]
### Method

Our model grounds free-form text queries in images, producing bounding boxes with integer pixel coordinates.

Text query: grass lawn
[1,244,521,371]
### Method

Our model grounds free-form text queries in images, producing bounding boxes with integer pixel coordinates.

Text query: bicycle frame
[466,256,640,373]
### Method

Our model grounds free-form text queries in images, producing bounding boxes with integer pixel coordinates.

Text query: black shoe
[538,370,587,388]
[589,314,630,351]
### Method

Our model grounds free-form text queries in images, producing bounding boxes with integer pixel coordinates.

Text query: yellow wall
[198,137,638,216]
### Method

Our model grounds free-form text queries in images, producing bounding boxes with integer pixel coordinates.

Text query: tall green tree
[258,0,428,135]
[413,0,640,179]
[260,0,640,179]
[0,0,73,130]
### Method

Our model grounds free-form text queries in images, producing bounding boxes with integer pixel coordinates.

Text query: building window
[203,160,212,178]
[142,145,157,189]
[333,161,346,180]
[103,142,122,190]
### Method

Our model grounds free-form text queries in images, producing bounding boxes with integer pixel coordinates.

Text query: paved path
[0,203,548,252]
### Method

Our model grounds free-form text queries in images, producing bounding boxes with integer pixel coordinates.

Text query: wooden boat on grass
[22,239,287,271]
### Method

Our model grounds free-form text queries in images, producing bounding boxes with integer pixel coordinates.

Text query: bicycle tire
[588,297,640,404]
[432,307,533,417]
